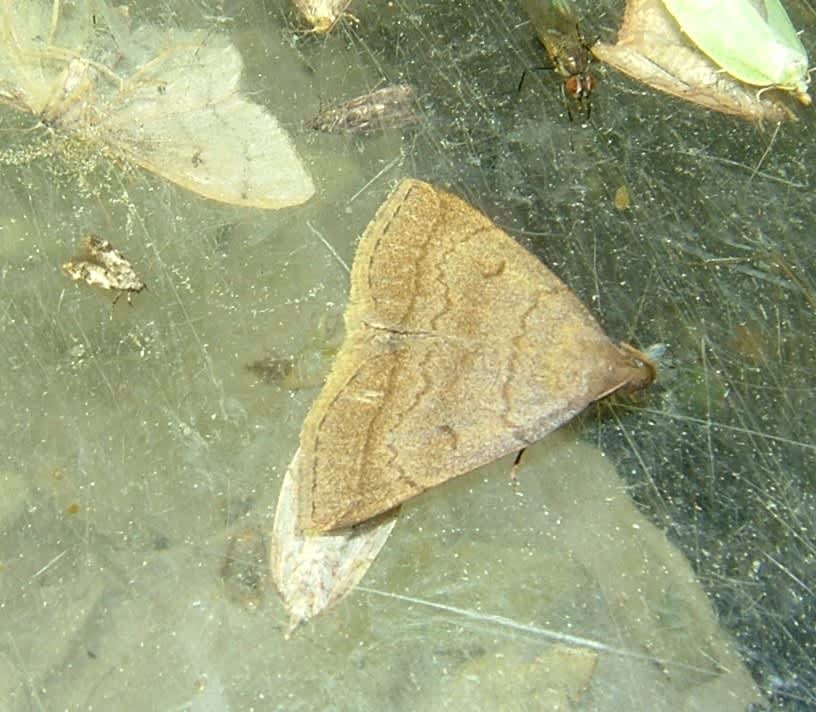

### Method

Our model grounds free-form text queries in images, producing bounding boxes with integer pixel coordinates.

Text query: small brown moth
[62,235,146,304]
[291,0,354,34]
[295,178,655,533]
[306,85,418,134]
[270,178,656,629]
[591,0,794,122]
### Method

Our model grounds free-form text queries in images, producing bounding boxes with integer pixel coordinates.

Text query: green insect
[662,0,811,105]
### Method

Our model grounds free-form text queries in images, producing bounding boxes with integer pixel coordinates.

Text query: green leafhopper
[662,0,811,105]
[592,0,795,121]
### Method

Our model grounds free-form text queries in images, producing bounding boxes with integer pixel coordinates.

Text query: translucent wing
[98,33,315,209]
[760,0,807,54]
[0,7,314,209]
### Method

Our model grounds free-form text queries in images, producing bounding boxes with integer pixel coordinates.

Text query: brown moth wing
[591,0,794,122]
[297,179,654,532]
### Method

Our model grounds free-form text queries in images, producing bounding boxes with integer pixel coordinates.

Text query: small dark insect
[246,347,334,390]
[221,528,268,611]
[306,84,418,134]
[62,235,146,305]
[521,0,596,121]
[246,354,296,385]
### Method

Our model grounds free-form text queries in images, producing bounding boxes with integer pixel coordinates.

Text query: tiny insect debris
[248,313,343,390]
[306,85,419,133]
[247,354,298,385]
[292,0,355,34]
[221,528,269,611]
[247,349,335,390]
[614,185,631,211]
[62,235,145,304]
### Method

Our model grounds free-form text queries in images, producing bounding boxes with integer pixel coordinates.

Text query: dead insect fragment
[247,354,297,385]
[248,312,343,390]
[247,349,335,390]
[306,85,418,133]
[62,235,145,304]
[521,0,596,119]
[292,0,354,34]
[221,528,268,611]
[614,185,631,211]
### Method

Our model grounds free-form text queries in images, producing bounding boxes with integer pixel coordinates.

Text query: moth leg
[110,290,138,307]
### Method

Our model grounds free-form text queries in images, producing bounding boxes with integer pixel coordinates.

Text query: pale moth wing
[99,33,316,209]
[0,5,315,209]
[270,447,397,633]
[661,0,810,103]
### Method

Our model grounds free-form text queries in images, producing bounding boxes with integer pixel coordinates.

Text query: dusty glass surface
[1,0,814,709]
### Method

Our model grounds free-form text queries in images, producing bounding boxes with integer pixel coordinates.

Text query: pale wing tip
[270,448,397,635]
[250,176,316,210]
[255,160,316,209]
[284,619,300,638]
[166,168,314,209]
[283,603,312,636]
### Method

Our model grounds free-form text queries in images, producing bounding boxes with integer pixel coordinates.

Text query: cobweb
[0,0,814,709]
